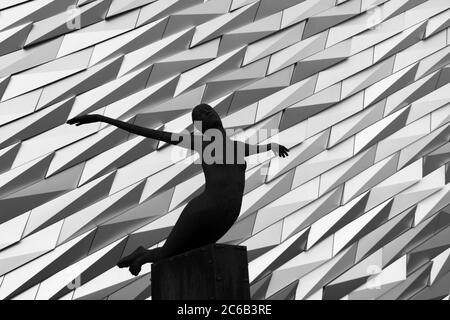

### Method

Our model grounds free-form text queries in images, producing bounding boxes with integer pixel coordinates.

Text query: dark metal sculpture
[67,103,289,276]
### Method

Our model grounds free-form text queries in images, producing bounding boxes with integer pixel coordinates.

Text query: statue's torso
[199,138,247,213]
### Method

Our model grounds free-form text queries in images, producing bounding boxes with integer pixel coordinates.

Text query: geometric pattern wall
[0,0,449,300]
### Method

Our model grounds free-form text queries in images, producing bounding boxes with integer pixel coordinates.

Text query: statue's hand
[271,143,289,158]
[66,114,103,126]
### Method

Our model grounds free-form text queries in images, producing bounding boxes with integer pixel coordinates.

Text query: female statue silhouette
[67,103,289,276]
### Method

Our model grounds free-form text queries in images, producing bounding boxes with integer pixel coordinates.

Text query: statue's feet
[128,261,142,276]
[117,246,147,268]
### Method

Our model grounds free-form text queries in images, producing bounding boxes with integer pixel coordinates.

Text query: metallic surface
[0,0,449,300]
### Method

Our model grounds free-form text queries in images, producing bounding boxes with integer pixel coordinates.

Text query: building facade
[0,0,449,300]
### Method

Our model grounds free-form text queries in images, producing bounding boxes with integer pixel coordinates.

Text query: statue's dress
[145,138,247,262]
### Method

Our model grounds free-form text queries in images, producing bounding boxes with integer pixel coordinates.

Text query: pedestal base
[151,243,251,300]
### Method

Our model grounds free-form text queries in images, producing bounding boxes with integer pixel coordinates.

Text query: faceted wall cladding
[0,0,449,300]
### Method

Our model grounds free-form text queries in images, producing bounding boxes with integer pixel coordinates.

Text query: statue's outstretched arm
[67,114,198,151]
[234,141,290,158]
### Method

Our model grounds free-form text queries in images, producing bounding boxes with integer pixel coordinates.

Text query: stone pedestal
[151,243,251,300]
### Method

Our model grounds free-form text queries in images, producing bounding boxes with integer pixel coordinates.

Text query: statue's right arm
[101,116,199,151]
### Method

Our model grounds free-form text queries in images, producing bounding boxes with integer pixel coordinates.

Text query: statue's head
[192,103,222,133]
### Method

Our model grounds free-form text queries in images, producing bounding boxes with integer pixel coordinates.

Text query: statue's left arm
[234,141,289,157]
